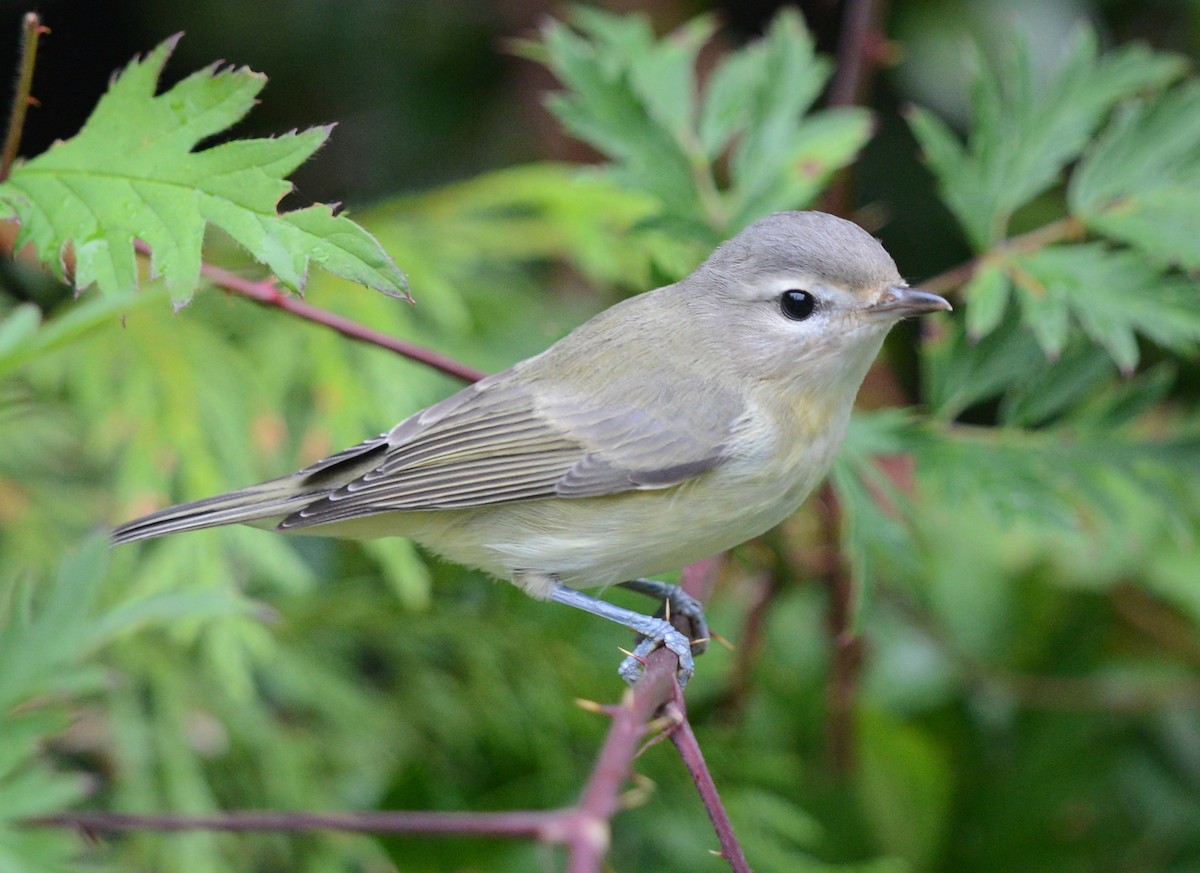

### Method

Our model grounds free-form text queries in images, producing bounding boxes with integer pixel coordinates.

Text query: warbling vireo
[113,210,950,684]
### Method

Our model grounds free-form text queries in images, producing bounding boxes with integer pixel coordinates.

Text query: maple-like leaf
[0,35,407,303]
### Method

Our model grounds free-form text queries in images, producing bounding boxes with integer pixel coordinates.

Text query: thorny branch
[816,0,891,775]
[195,258,487,384]
[0,12,45,183]
[27,568,751,873]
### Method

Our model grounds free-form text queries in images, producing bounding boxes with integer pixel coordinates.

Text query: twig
[827,0,888,109]
[817,481,861,774]
[24,605,752,873]
[0,12,45,183]
[919,215,1084,296]
[821,0,889,217]
[23,809,557,838]
[561,647,679,872]
[678,554,722,604]
[197,260,486,384]
[668,701,753,872]
[717,568,782,722]
[21,651,705,873]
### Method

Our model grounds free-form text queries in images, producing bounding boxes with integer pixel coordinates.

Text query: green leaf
[831,412,927,618]
[924,317,1048,419]
[0,35,406,303]
[0,538,108,714]
[962,260,1012,340]
[915,423,1200,534]
[727,11,870,228]
[0,289,157,379]
[535,8,868,242]
[909,27,1185,248]
[1070,81,1200,269]
[536,14,699,225]
[1008,244,1200,371]
[727,107,872,231]
[856,708,954,867]
[997,342,1114,427]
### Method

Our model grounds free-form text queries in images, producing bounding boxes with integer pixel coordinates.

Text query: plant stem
[920,215,1085,296]
[197,260,486,384]
[1,12,45,183]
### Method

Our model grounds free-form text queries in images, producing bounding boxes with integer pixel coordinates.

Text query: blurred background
[0,0,1190,253]
[1,1,1199,872]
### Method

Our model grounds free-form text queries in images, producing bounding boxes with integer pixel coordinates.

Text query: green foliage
[909,27,1200,374]
[0,35,406,303]
[527,7,871,245]
[0,538,246,871]
[1070,80,1200,270]
[2,7,1200,873]
[906,28,1185,249]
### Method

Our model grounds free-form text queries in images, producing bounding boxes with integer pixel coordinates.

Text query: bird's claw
[617,618,696,686]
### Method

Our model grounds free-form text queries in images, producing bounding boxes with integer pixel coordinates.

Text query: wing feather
[280,368,737,529]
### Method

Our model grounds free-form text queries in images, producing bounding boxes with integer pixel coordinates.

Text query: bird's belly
[382,448,831,596]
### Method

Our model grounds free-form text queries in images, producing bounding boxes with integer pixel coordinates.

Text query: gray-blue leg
[549,582,695,686]
[615,578,710,657]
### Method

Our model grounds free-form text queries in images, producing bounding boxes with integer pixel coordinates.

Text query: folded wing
[280,371,735,529]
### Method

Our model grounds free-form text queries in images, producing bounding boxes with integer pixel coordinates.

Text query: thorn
[618,773,656,809]
[645,714,677,734]
[708,849,726,858]
[574,698,616,717]
[26,95,39,107]
[617,646,644,665]
[708,631,736,652]
[636,710,684,757]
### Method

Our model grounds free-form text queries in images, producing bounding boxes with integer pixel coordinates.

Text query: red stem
[196,261,487,384]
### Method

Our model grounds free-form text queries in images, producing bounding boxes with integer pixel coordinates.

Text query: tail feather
[111,477,328,545]
[112,433,392,545]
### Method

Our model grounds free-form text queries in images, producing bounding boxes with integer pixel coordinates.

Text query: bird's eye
[780,289,817,321]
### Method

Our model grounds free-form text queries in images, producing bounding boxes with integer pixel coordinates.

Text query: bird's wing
[279,371,734,528]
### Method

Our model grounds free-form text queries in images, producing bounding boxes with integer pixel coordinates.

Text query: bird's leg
[616,577,710,656]
[548,582,695,686]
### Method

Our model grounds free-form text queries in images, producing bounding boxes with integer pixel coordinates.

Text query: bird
[112,210,950,685]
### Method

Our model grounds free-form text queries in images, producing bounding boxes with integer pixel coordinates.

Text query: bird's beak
[867,286,952,318]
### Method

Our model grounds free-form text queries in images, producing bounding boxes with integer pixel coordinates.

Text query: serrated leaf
[831,412,927,617]
[924,318,1049,419]
[1071,362,1176,430]
[538,18,697,220]
[697,45,767,158]
[1010,260,1072,359]
[1071,82,1200,270]
[727,11,838,213]
[962,260,1012,339]
[728,108,872,230]
[537,8,864,243]
[908,27,1185,248]
[916,422,1200,535]
[0,36,406,303]
[998,341,1115,427]
[626,15,715,141]
[1009,244,1200,371]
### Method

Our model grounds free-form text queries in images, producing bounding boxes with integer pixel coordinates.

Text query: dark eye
[780,289,817,321]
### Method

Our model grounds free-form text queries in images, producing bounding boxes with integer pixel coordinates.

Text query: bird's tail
[111,475,327,545]
[111,436,390,545]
